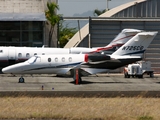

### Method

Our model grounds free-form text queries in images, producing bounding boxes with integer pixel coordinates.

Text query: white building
[0,0,57,47]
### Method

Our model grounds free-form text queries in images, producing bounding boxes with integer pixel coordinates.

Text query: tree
[45,2,61,47]
[94,9,107,16]
[59,21,77,48]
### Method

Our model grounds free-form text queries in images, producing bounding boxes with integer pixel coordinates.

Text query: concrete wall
[0,0,58,47]
[0,0,44,13]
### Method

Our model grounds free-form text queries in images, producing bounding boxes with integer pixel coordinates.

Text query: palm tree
[59,21,77,48]
[94,9,107,16]
[45,2,61,47]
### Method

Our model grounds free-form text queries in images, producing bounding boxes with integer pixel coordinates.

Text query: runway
[0,73,160,97]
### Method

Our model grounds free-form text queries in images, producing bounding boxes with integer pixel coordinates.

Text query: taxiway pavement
[0,74,160,97]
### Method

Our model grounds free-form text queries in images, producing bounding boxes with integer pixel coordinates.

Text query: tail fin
[95,28,143,53]
[111,31,158,56]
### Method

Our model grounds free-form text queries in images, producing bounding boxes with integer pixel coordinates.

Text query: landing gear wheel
[127,75,130,78]
[124,72,130,78]
[124,72,128,78]
[150,72,154,78]
[79,76,82,84]
[19,77,25,83]
[138,75,143,78]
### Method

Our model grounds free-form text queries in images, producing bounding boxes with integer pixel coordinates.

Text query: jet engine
[86,53,111,62]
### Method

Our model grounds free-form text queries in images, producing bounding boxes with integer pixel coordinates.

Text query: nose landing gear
[19,76,25,83]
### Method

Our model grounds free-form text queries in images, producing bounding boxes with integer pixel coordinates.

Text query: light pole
[106,0,111,11]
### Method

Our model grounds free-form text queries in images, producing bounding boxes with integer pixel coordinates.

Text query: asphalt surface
[0,73,160,97]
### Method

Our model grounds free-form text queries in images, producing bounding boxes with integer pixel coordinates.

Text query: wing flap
[56,68,71,75]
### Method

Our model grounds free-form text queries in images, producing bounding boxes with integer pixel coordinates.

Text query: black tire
[124,73,126,78]
[19,77,25,83]
[138,75,143,78]
[141,75,143,78]
[128,75,130,78]
[150,72,154,78]
[79,76,82,84]
[124,73,127,78]
[124,73,128,78]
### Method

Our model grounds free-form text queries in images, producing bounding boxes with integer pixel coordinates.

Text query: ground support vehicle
[124,61,154,78]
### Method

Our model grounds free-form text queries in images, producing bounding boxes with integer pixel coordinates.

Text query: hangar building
[65,0,160,73]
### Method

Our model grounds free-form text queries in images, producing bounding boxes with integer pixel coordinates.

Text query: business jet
[0,29,142,68]
[2,31,157,83]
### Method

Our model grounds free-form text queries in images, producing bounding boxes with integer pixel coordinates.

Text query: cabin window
[55,57,58,62]
[18,53,22,57]
[0,50,3,53]
[69,57,72,62]
[42,53,45,55]
[62,57,65,62]
[26,53,30,58]
[48,58,51,62]
[34,53,37,56]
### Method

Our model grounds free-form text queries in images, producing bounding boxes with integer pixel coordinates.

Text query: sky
[57,0,135,28]
[57,0,135,17]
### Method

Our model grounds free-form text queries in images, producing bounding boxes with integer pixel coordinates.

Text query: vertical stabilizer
[95,29,143,53]
[111,31,158,56]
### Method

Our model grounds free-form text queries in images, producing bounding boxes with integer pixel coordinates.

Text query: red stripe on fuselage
[89,43,124,54]
[89,34,136,53]
[111,34,135,43]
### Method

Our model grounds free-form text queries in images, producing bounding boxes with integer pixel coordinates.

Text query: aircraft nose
[2,65,19,74]
[2,62,28,74]
[2,67,11,74]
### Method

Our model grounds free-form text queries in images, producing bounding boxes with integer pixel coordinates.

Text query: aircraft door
[8,49,16,65]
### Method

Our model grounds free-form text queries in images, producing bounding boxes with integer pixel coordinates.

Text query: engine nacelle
[87,54,111,62]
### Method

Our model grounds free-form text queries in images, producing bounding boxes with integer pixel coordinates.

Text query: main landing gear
[19,76,25,83]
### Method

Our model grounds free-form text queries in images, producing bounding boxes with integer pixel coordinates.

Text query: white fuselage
[0,47,96,67]
[2,54,88,74]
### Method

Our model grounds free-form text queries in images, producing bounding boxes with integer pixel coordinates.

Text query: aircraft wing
[55,68,72,75]
[79,68,108,76]
[69,54,112,76]
[69,67,108,77]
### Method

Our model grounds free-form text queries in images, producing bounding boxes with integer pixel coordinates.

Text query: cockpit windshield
[27,56,38,64]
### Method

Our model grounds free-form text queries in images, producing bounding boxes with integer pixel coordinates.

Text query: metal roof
[63,17,160,21]
[99,0,146,17]
[0,13,46,21]
[64,0,148,48]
